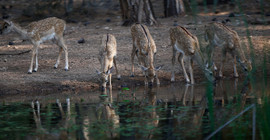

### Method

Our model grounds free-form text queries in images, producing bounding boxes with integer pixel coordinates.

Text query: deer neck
[11,23,28,38]
[147,49,155,68]
[193,49,206,70]
[235,46,247,63]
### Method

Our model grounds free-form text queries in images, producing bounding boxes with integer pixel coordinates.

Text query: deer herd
[0,17,252,89]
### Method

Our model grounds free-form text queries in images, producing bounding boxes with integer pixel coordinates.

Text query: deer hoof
[130,74,134,77]
[65,68,69,71]
[54,66,57,69]
[33,69,37,72]
[27,71,32,74]
[117,75,121,80]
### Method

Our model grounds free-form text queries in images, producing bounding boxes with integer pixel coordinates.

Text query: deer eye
[4,25,7,28]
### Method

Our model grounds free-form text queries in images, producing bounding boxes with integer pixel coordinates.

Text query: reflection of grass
[201,0,269,138]
[0,103,32,139]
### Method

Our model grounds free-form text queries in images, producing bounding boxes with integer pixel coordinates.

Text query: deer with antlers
[130,23,162,86]
[94,34,121,91]
[204,22,252,78]
[0,17,68,74]
[170,26,214,84]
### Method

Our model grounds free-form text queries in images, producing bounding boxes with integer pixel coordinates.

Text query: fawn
[204,22,252,78]
[130,23,162,86]
[94,34,120,90]
[170,26,214,84]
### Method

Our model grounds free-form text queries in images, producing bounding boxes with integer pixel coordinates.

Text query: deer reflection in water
[140,86,160,139]
[89,87,120,139]
[213,78,257,108]
[165,84,207,139]
[29,98,75,140]
[26,78,260,140]
[116,86,160,139]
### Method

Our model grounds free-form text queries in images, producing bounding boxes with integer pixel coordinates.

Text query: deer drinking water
[0,17,68,74]
[130,23,162,86]
[170,26,214,84]
[204,22,252,78]
[94,34,121,91]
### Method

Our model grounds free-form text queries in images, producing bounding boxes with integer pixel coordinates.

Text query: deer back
[26,17,66,40]
[170,26,198,55]
[131,24,156,55]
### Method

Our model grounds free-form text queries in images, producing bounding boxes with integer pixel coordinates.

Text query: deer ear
[96,70,102,75]
[106,66,114,74]
[205,62,209,68]
[155,65,162,71]
[139,65,148,71]
[4,20,11,25]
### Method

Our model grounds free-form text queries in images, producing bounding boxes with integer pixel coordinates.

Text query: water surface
[0,77,269,140]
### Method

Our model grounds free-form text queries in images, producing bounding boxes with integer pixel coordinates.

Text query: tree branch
[0,50,31,55]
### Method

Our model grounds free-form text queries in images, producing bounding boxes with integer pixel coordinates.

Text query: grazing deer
[130,23,162,86]
[94,34,121,91]
[170,26,214,84]
[0,17,68,74]
[204,22,252,78]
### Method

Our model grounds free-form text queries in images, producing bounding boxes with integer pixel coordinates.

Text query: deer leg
[213,63,218,71]
[182,84,189,106]
[109,74,112,88]
[155,74,160,85]
[171,47,177,82]
[189,58,194,84]
[130,45,136,77]
[31,101,39,128]
[233,54,239,78]
[57,37,68,71]
[179,54,190,83]
[54,47,63,69]
[113,57,121,80]
[33,47,39,72]
[28,46,38,74]
[57,99,65,117]
[32,101,42,129]
[66,98,71,125]
[83,117,90,140]
[219,50,227,78]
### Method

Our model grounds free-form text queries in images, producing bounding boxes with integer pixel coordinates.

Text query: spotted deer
[204,22,252,78]
[0,17,68,74]
[130,23,162,86]
[170,26,214,84]
[94,34,120,91]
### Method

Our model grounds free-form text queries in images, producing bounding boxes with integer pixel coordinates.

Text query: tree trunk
[65,0,73,15]
[164,0,185,17]
[119,0,159,26]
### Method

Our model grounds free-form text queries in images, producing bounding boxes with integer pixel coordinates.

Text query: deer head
[0,20,12,35]
[139,65,162,86]
[96,66,114,91]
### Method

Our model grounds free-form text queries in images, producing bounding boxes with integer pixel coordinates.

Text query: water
[0,77,269,140]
